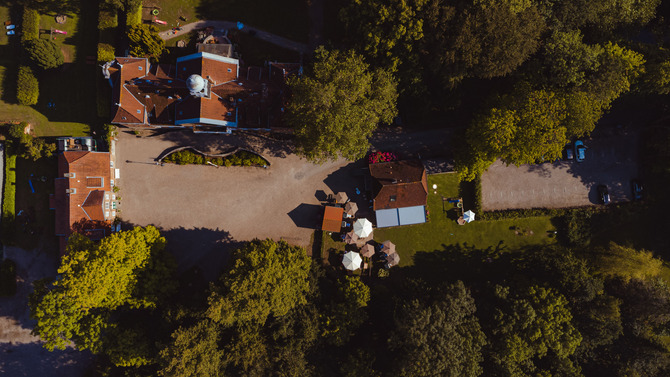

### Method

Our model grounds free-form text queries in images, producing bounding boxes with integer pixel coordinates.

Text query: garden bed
[162,147,269,167]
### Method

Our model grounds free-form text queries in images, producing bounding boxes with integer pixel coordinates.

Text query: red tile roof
[322,206,344,232]
[109,52,299,129]
[53,151,114,254]
[370,160,428,211]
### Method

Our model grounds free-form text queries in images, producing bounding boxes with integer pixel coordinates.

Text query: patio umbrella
[360,244,375,258]
[335,192,349,204]
[344,202,358,217]
[463,210,476,223]
[381,240,396,255]
[342,251,362,271]
[386,252,400,267]
[344,230,359,245]
[353,218,373,238]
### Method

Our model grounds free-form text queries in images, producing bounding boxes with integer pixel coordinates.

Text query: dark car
[631,180,644,200]
[597,185,610,205]
[564,143,574,160]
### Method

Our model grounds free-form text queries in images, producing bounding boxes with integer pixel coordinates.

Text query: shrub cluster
[97,43,115,63]
[16,66,39,105]
[163,149,269,167]
[24,38,64,70]
[126,1,143,26]
[98,9,118,30]
[0,259,17,297]
[21,7,40,43]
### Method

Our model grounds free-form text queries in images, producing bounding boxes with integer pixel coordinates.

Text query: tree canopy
[206,239,311,326]
[24,38,64,70]
[390,281,486,377]
[287,47,398,162]
[127,24,166,59]
[29,226,175,365]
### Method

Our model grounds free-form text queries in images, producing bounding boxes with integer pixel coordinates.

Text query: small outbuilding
[322,205,344,232]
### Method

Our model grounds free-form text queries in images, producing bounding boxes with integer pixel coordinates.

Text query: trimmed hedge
[97,43,115,63]
[459,175,482,215]
[24,38,64,70]
[21,7,40,43]
[126,2,142,26]
[0,259,17,297]
[98,9,118,30]
[163,149,269,167]
[2,154,16,244]
[16,66,39,105]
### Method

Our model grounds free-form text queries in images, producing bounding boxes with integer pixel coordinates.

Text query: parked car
[631,180,644,200]
[564,143,574,160]
[6,30,14,36]
[597,185,610,204]
[574,140,586,162]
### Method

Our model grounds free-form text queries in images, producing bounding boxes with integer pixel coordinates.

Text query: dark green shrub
[459,174,482,214]
[21,7,40,43]
[98,9,118,30]
[16,66,39,105]
[0,259,17,296]
[556,209,595,247]
[24,39,65,70]
[97,43,115,63]
[2,154,16,244]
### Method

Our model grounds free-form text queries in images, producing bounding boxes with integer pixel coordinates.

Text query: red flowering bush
[368,151,398,164]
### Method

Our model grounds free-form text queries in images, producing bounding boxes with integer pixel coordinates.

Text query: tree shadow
[0,343,93,377]
[155,128,294,158]
[159,226,241,281]
[287,203,323,230]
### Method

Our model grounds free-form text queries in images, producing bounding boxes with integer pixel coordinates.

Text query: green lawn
[374,173,557,266]
[231,30,302,66]
[14,156,58,251]
[0,6,10,46]
[145,0,309,43]
[0,2,95,138]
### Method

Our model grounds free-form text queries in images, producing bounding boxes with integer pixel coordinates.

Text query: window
[390,195,396,202]
[105,202,110,209]
[227,68,232,72]
[138,66,143,70]
[136,109,141,114]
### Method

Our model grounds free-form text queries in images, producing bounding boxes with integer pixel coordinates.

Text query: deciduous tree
[127,24,165,59]
[286,47,398,162]
[390,281,486,377]
[206,239,311,326]
[29,226,176,365]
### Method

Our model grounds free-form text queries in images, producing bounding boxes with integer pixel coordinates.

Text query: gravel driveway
[482,129,639,210]
[115,130,355,277]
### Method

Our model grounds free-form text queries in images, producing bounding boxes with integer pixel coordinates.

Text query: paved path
[158,21,310,54]
[0,247,93,376]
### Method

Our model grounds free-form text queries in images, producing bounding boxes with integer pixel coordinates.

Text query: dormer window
[227,68,232,72]
[136,109,141,114]
[138,66,143,70]
[390,195,396,202]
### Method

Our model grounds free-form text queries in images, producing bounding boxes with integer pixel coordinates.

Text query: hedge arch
[157,146,271,167]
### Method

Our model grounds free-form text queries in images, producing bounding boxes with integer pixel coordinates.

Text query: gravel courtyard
[115,130,353,276]
[482,129,639,210]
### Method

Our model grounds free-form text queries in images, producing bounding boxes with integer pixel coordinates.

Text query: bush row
[459,174,482,214]
[2,153,17,244]
[16,66,39,105]
[163,149,269,167]
[21,6,40,43]
[0,259,17,297]
[98,9,118,31]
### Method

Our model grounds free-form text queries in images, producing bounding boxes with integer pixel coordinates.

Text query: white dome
[186,74,205,92]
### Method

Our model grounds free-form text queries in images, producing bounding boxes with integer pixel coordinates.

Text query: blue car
[574,140,586,162]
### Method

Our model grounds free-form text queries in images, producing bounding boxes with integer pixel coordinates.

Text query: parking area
[115,130,355,277]
[482,129,639,211]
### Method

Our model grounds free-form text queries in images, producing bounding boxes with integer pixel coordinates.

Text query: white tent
[342,251,362,271]
[463,210,476,223]
[353,218,373,238]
